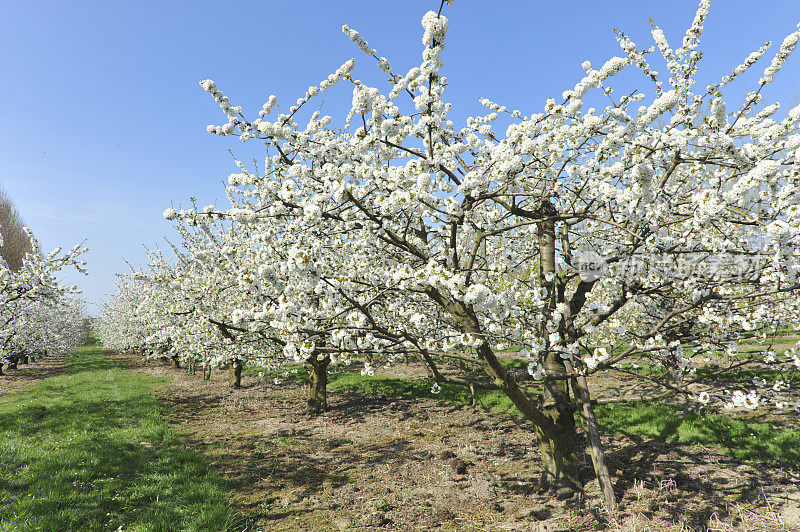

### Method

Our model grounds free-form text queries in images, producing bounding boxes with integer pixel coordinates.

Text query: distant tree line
[0,185,32,271]
[0,183,87,375]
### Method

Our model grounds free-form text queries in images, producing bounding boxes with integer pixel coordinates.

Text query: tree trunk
[536,199,580,495]
[469,339,580,495]
[20,356,28,365]
[0,363,4,376]
[537,352,580,495]
[204,364,212,380]
[534,413,580,495]
[171,355,181,369]
[230,358,243,388]
[544,197,617,510]
[306,353,330,415]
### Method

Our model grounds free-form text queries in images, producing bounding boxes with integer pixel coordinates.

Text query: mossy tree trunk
[536,348,579,495]
[305,353,330,415]
[229,358,243,388]
[533,408,580,495]
[535,204,580,495]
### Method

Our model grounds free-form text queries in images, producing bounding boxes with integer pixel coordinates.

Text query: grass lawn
[0,345,239,531]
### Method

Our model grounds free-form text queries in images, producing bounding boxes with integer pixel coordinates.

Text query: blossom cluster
[0,228,87,368]
[101,1,800,416]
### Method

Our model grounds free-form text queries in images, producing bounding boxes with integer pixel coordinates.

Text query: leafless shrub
[0,185,32,271]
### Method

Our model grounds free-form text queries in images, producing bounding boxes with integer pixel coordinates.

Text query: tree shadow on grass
[0,429,237,530]
[597,402,799,529]
[0,356,239,531]
[596,402,800,466]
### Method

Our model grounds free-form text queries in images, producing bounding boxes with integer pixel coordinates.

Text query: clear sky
[2,1,799,315]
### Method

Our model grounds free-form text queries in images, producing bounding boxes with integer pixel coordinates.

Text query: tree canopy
[101,0,800,508]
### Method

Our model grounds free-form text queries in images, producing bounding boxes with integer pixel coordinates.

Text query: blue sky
[2,1,799,315]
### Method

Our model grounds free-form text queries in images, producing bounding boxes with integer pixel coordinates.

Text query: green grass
[247,359,535,415]
[0,345,239,531]
[318,365,800,467]
[246,363,308,383]
[694,364,800,386]
[327,372,524,415]
[249,355,800,467]
[595,402,800,465]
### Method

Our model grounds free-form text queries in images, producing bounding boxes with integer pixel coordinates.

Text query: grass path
[0,344,239,531]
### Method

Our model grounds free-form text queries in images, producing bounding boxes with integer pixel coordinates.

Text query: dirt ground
[110,353,800,532]
[0,355,68,396]
[2,352,797,530]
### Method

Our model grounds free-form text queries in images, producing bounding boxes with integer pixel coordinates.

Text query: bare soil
[112,353,800,532]
[0,355,68,396]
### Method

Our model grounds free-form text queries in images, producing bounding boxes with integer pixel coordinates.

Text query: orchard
[84,0,800,526]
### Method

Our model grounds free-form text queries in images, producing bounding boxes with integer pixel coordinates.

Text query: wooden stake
[564,359,618,515]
